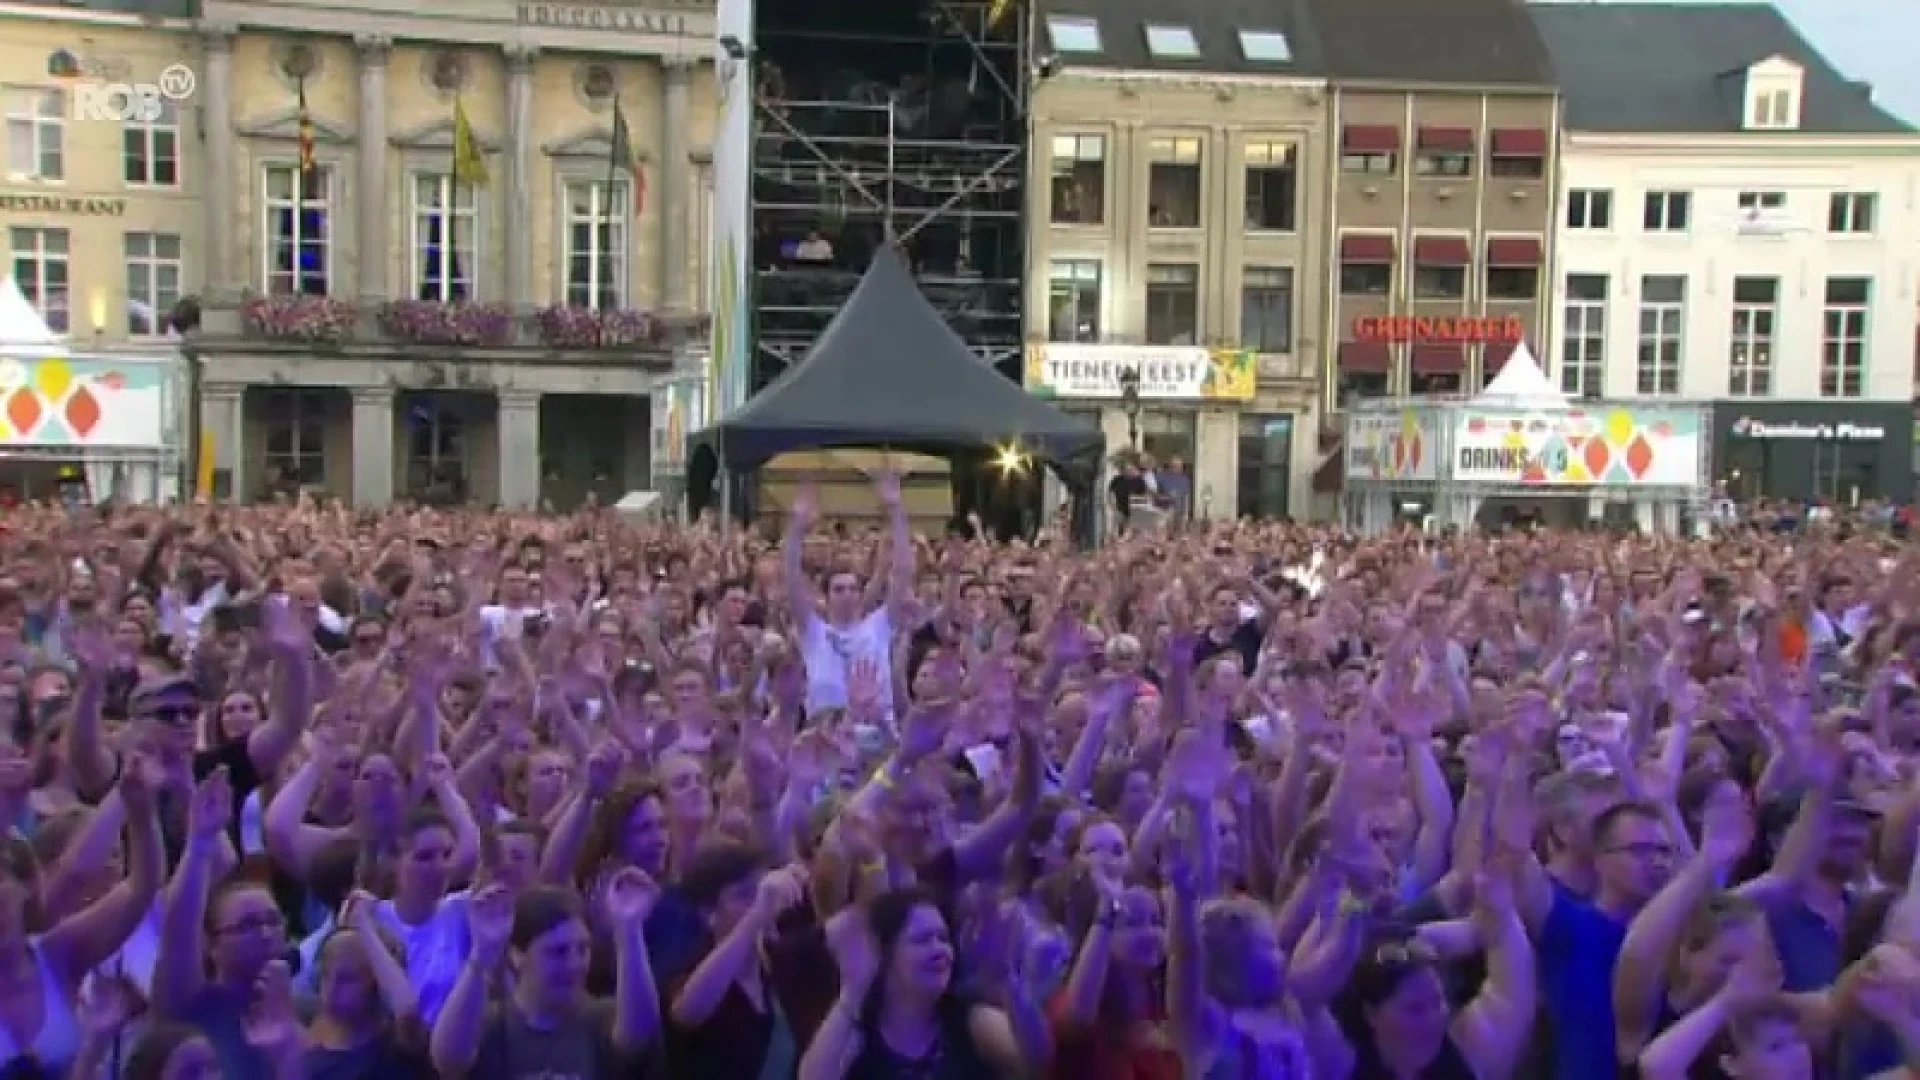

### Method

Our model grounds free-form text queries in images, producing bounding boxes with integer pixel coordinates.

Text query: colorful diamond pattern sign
[0,356,167,448]
[1453,406,1702,488]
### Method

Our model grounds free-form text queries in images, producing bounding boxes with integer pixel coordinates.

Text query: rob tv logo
[73,64,196,122]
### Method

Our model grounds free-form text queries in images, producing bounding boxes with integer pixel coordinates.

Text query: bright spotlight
[995,444,1027,473]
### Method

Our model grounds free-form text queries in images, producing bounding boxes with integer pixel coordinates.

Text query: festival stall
[0,277,185,504]
[1342,343,1711,534]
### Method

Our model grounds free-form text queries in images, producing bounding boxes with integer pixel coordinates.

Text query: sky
[1604,0,1920,125]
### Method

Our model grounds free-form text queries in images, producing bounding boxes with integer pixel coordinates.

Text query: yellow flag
[986,0,1012,27]
[453,97,489,188]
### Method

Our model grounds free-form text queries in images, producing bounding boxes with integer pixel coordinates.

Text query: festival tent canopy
[0,277,61,348]
[689,246,1104,477]
[1475,341,1568,408]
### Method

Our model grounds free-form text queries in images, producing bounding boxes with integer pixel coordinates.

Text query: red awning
[1411,344,1466,373]
[1486,237,1544,266]
[1417,126,1475,151]
[1338,342,1392,372]
[1339,234,1396,263]
[1413,236,1471,265]
[1312,451,1345,494]
[1342,125,1401,153]
[1490,127,1548,156]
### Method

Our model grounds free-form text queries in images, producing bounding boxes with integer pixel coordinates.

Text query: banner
[1451,406,1702,487]
[1346,408,1441,482]
[706,0,752,417]
[1023,344,1256,401]
[0,355,167,448]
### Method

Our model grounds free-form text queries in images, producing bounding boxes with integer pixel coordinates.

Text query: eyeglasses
[1371,939,1437,969]
[1602,841,1675,861]
[214,911,284,936]
[143,705,198,727]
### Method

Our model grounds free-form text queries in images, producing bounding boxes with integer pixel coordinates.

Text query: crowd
[0,480,1917,1080]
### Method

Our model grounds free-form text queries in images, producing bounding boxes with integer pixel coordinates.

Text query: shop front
[1025,343,1287,520]
[1713,401,1914,504]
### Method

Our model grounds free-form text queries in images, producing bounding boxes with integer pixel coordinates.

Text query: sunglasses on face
[143,704,198,727]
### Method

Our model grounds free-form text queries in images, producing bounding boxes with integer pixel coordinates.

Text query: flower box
[534,306,657,349]
[378,301,515,347]
[241,294,357,344]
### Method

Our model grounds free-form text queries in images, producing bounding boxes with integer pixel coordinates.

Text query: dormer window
[1743,55,1803,130]
[1045,15,1103,55]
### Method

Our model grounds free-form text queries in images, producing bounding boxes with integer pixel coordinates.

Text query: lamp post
[1117,365,1142,452]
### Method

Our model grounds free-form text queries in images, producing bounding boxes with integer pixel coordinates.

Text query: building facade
[3,0,719,509]
[1025,2,1327,520]
[1306,0,1562,418]
[1538,3,1920,504]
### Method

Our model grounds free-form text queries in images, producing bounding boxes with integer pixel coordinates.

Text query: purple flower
[534,306,659,349]
[241,294,356,343]
[378,300,515,347]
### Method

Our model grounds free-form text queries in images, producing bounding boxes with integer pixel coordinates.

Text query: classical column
[355,35,391,303]
[497,390,542,509]
[659,58,693,310]
[201,383,245,500]
[504,45,538,307]
[349,387,395,507]
[201,26,238,301]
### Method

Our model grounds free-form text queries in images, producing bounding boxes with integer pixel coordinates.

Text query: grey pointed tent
[687,247,1105,482]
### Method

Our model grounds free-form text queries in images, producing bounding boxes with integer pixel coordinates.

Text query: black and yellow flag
[295,77,317,189]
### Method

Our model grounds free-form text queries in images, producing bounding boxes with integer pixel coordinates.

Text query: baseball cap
[128,672,201,717]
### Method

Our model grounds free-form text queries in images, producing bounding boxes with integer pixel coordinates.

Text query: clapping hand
[825,906,880,993]
[76,975,141,1041]
[602,866,662,924]
[189,766,233,844]
[244,959,302,1054]
[467,883,516,966]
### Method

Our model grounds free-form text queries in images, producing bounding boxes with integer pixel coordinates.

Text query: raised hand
[584,741,628,798]
[243,959,303,1052]
[602,866,662,924]
[847,655,883,720]
[118,751,158,819]
[824,906,880,993]
[260,595,309,652]
[792,484,819,528]
[1698,788,1754,870]
[898,697,955,763]
[189,766,233,842]
[467,883,516,964]
[76,974,140,1040]
[751,864,810,924]
[873,469,903,506]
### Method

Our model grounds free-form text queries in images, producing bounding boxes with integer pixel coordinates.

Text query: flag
[986,0,1013,29]
[452,97,489,188]
[295,77,317,191]
[608,95,645,215]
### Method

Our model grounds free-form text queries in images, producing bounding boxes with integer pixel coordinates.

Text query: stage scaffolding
[751,0,1029,387]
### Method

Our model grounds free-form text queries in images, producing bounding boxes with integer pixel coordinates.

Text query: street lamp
[1117,365,1142,452]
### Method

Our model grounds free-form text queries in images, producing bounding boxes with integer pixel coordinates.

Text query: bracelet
[857,859,887,877]
[871,764,897,791]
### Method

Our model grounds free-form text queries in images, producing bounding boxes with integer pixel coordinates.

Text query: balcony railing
[189,293,709,360]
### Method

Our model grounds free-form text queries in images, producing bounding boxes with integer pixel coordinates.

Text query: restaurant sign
[516,2,698,33]
[1728,416,1885,442]
[1023,344,1256,401]
[1451,406,1704,488]
[1353,315,1524,345]
[0,193,127,216]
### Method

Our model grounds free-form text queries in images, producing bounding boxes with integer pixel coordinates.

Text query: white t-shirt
[798,608,894,722]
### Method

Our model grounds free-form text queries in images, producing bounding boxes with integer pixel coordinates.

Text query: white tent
[1475,341,1568,408]
[0,277,60,347]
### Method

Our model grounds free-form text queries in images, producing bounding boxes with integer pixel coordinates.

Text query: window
[125,231,181,337]
[1487,262,1539,301]
[1561,273,1607,398]
[1727,277,1777,396]
[1414,262,1466,300]
[1828,192,1876,234]
[405,394,469,500]
[1751,87,1795,129]
[8,226,68,332]
[1643,190,1691,232]
[263,164,332,295]
[1737,191,1785,211]
[1237,29,1291,62]
[1340,260,1391,297]
[1144,24,1198,58]
[1636,274,1686,395]
[1240,266,1292,353]
[1341,151,1396,175]
[1237,414,1293,520]
[1821,277,1870,398]
[1489,150,1543,179]
[1050,134,1105,225]
[1145,263,1198,345]
[123,99,179,187]
[1048,259,1101,343]
[564,179,629,310]
[1567,189,1612,230]
[411,173,478,302]
[1045,15,1102,54]
[260,389,329,495]
[5,87,65,180]
[1243,140,1296,232]
[1415,150,1472,177]
[1147,136,1202,228]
